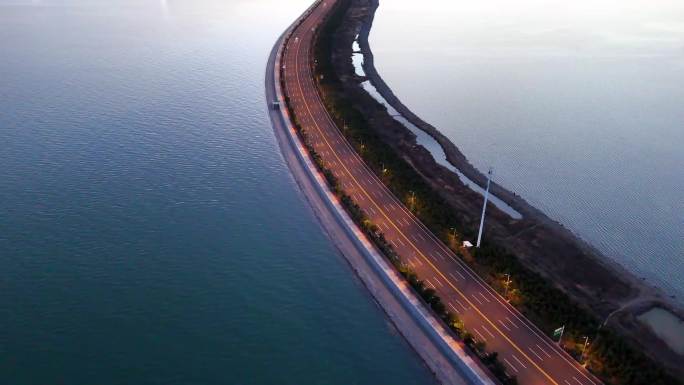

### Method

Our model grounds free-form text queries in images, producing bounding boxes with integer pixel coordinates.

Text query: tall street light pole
[476,167,493,248]
[580,336,590,364]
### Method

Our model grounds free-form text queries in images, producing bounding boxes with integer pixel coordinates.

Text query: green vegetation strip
[284,95,518,384]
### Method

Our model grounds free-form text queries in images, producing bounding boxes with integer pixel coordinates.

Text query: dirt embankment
[329,0,684,375]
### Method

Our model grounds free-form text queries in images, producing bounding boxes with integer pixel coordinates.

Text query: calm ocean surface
[370,0,684,302]
[0,1,434,383]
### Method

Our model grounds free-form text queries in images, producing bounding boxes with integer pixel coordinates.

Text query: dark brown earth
[328,0,684,375]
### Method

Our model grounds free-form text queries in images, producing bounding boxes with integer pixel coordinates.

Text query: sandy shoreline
[347,0,683,374]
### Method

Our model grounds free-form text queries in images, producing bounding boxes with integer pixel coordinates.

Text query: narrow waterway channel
[353,40,522,219]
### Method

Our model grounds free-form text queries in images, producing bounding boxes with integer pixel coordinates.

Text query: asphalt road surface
[279,1,602,384]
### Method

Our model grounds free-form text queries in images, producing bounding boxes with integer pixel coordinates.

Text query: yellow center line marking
[288,7,561,385]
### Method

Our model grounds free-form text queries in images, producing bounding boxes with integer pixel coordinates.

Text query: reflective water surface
[0,1,435,383]
[370,0,684,301]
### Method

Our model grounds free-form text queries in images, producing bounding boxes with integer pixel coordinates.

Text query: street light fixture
[580,336,590,364]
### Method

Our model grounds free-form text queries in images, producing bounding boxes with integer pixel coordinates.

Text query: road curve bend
[271,1,603,385]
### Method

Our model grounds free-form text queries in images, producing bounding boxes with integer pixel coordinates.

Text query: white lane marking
[453,269,465,279]
[481,324,496,339]
[497,319,511,331]
[417,233,426,241]
[503,358,518,373]
[411,234,420,243]
[453,298,466,310]
[412,258,423,267]
[433,277,444,288]
[473,328,487,342]
[425,279,436,289]
[423,234,602,385]
[471,294,483,305]
[502,308,599,385]
[529,347,544,361]
[479,292,491,303]
[537,344,552,358]
[573,377,583,385]
[505,316,519,329]
[397,238,407,248]
[448,302,461,313]
[448,272,460,282]
[565,381,573,385]
[512,354,527,369]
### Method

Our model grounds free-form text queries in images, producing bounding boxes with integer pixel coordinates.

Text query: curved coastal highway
[278,1,602,384]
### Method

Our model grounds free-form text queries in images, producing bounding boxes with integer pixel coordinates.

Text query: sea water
[369,0,684,302]
[0,1,435,383]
